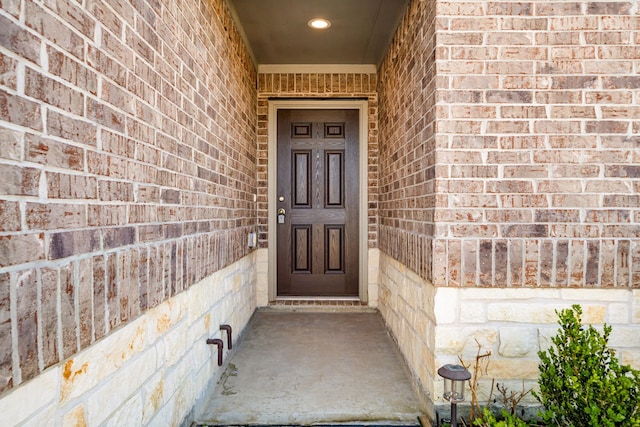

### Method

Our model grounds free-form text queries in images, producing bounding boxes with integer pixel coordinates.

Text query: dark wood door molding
[277,109,359,296]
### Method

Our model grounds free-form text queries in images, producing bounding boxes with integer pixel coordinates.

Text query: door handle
[277,208,285,224]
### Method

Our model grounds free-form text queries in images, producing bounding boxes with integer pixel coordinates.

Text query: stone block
[61,404,86,427]
[0,367,58,426]
[147,293,186,343]
[187,313,209,350]
[142,372,165,424]
[367,284,379,306]
[60,316,148,404]
[608,303,629,324]
[538,327,559,353]
[85,352,156,425]
[461,288,560,301]
[104,394,143,427]
[190,276,219,319]
[22,404,56,427]
[631,289,640,324]
[434,288,458,324]
[459,302,486,323]
[609,327,640,348]
[436,327,497,357]
[487,303,568,324]
[152,379,197,427]
[581,304,607,324]
[161,351,196,412]
[618,350,640,370]
[161,322,188,368]
[484,358,540,380]
[560,288,630,302]
[499,327,538,358]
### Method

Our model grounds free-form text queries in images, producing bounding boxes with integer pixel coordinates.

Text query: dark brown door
[277,109,359,296]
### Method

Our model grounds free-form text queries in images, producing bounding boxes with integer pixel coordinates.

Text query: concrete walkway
[195,309,424,426]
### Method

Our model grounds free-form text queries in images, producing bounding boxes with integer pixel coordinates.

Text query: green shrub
[534,305,640,427]
[473,407,530,427]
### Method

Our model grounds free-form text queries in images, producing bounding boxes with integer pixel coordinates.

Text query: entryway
[195,308,425,426]
[267,101,371,303]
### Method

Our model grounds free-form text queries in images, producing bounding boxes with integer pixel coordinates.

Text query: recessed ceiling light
[308,18,331,29]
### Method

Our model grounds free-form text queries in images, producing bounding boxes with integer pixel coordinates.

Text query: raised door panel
[293,151,311,208]
[325,151,344,208]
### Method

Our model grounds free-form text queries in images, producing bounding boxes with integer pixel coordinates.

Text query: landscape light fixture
[438,364,472,427]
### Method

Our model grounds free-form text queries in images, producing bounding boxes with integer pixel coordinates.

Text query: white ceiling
[226,0,409,66]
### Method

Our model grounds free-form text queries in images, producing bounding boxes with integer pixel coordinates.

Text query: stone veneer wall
[379,250,640,420]
[0,0,258,422]
[378,252,437,415]
[434,285,640,402]
[256,72,379,249]
[377,0,640,420]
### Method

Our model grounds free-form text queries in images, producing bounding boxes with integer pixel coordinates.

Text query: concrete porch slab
[195,309,424,426]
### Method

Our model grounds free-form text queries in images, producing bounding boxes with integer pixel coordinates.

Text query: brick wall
[378,0,438,283]
[379,0,640,288]
[256,72,379,248]
[0,0,257,399]
[433,0,640,288]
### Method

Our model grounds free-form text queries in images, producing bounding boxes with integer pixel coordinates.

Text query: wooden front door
[277,109,359,296]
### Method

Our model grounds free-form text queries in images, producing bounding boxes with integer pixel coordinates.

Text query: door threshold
[275,296,361,301]
[268,297,373,312]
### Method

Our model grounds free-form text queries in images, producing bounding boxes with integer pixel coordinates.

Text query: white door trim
[267,100,369,302]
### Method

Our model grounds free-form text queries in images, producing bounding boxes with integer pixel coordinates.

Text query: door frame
[268,100,369,302]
